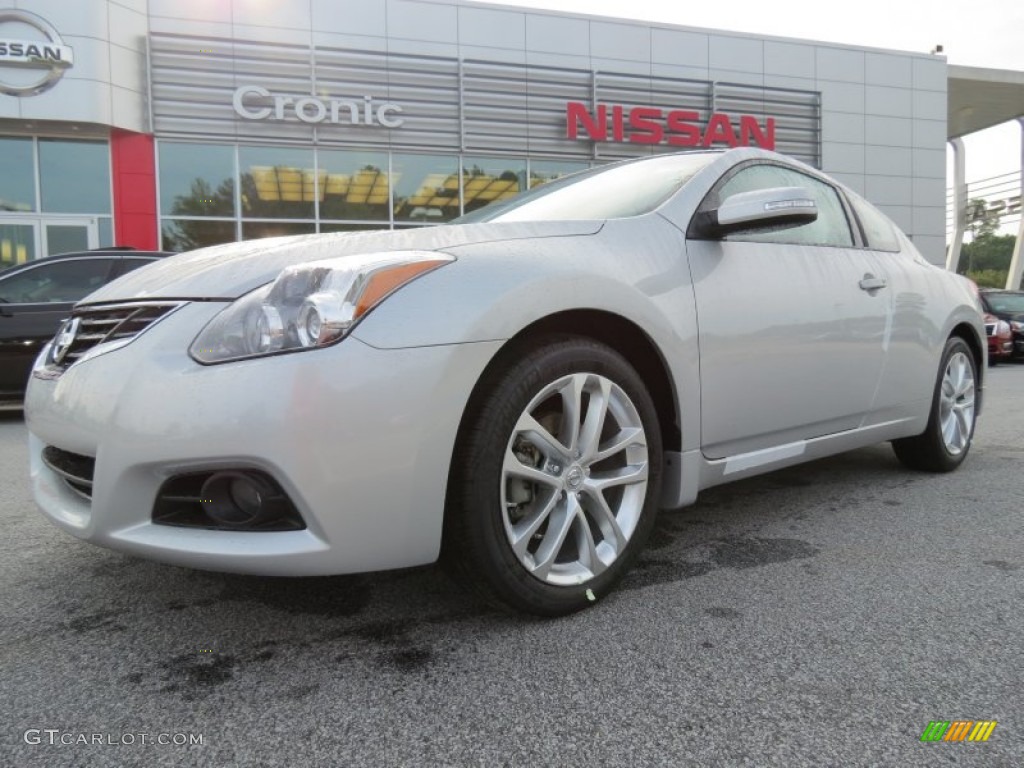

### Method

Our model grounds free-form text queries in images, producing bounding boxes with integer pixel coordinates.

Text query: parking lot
[1,365,1021,766]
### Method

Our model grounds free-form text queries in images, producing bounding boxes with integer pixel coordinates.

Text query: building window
[0,138,35,213]
[38,139,111,214]
[239,146,316,221]
[529,159,588,188]
[161,219,237,253]
[241,221,316,240]
[319,150,390,222]
[392,153,460,224]
[154,142,603,250]
[159,142,235,217]
[462,156,525,214]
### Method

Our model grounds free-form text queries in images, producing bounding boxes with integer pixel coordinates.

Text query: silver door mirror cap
[710,186,818,237]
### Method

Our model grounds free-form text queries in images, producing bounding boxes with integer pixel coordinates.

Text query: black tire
[442,336,663,616]
[892,336,978,472]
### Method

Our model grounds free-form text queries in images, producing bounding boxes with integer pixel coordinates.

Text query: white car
[25,148,985,616]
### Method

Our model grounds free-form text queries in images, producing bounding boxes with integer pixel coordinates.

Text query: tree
[965,197,1001,240]
[958,196,1016,283]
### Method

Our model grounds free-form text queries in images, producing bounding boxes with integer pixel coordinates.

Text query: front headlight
[190,250,454,364]
[997,320,1012,335]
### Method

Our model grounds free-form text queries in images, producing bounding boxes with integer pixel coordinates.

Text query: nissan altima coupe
[26,148,985,616]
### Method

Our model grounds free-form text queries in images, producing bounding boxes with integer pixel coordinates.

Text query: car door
[685,162,892,459]
[0,257,117,396]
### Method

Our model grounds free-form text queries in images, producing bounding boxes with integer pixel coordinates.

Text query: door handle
[859,274,887,292]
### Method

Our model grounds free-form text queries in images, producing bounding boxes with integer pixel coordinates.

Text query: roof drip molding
[947,65,1024,138]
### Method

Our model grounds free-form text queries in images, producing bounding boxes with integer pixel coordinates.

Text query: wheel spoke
[953,406,971,451]
[514,413,569,460]
[532,496,577,579]
[559,374,586,455]
[573,505,605,577]
[587,462,649,493]
[578,377,611,462]
[957,378,975,402]
[509,491,560,557]
[581,487,625,551]
[594,426,646,463]
[503,448,561,489]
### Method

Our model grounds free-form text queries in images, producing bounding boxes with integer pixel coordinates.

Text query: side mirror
[695,186,818,238]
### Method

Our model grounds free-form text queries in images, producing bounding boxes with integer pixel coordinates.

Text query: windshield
[452,152,718,224]
[985,292,1024,313]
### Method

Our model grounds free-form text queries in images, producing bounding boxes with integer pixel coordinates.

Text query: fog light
[200,471,286,526]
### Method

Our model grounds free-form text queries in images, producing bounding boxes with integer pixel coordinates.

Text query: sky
[477,0,1024,230]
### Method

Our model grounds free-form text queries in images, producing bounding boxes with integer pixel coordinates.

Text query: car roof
[0,248,175,276]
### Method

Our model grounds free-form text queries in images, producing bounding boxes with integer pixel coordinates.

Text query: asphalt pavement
[1,365,1022,767]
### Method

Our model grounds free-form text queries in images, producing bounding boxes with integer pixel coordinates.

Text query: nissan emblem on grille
[51,317,80,365]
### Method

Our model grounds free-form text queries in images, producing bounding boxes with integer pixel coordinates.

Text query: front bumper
[26,301,502,576]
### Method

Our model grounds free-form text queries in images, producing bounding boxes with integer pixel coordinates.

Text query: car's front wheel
[892,336,978,472]
[444,336,662,616]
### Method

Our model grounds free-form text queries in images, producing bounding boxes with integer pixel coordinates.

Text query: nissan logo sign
[0,10,74,97]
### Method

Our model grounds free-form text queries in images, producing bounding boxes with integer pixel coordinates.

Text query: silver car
[25,148,985,616]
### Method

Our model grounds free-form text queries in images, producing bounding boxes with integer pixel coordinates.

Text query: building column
[110,129,158,250]
[1005,117,1024,290]
[945,138,967,273]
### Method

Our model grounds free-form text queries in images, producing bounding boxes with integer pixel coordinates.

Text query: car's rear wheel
[892,336,978,472]
[444,336,662,616]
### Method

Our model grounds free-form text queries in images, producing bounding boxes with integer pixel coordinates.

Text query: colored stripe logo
[920,721,997,742]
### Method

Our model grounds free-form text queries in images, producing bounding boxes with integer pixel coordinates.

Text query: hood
[82,221,602,304]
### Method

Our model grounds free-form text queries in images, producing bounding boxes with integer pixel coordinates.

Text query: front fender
[350,217,702,455]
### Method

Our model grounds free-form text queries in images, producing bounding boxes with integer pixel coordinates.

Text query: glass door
[0,217,99,264]
[0,220,39,269]
[42,217,98,257]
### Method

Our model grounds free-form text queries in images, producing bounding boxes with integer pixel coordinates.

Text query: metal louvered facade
[150,33,821,165]
[1,0,952,264]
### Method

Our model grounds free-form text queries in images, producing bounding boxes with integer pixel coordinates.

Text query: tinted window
[706,163,853,247]
[38,140,111,214]
[984,293,1024,313]
[239,146,316,220]
[0,137,35,212]
[848,193,901,252]
[319,149,390,222]
[454,153,717,223]
[392,153,460,224]
[0,259,114,303]
[159,142,236,217]
[462,156,525,214]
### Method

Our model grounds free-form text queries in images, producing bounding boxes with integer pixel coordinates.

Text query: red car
[984,312,1013,365]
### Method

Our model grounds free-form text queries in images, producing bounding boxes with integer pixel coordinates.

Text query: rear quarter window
[848,194,901,252]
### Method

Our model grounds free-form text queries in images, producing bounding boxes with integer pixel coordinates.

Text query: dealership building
[1,0,1022,280]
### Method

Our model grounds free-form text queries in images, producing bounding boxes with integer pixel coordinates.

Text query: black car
[980,289,1024,360]
[0,249,174,405]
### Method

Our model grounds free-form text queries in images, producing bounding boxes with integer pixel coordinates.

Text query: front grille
[41,446,95,500]
[985,323,996,335]
[55,301,182,368]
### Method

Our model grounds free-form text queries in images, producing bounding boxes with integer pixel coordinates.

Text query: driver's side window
[712,164,854,248]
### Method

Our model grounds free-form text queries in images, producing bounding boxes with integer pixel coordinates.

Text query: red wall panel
[110,129,158,250]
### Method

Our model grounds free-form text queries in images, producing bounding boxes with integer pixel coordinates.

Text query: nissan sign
[567,101,776,149]
[0,10,74,97]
